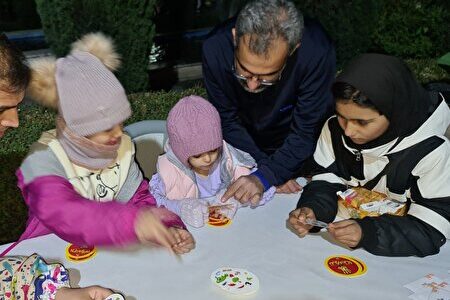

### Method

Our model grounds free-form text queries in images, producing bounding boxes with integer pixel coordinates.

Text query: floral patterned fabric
[0,254,70,300]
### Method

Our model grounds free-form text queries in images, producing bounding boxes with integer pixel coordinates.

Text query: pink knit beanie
[167,95,223,167]
[55,50,131,136]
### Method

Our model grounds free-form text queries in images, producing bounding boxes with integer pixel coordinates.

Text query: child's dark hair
[332,81,381,113]
[0,33,30,94]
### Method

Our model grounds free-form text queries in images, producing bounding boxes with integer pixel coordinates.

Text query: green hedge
[294,0,449,65]
[29,0,450,93]
[372,0,449,59]
[295,0,379,67]
[35,0,157,92]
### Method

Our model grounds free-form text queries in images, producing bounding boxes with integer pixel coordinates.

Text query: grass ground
[0,60,448,244]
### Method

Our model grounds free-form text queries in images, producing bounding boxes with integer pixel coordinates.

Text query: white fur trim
[26,56,58,108]
[71,32,121,71]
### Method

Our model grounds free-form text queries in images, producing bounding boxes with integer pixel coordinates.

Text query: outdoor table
[1,189,448,299]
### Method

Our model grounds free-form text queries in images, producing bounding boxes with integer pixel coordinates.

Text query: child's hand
[55,286,114,300]
[288,207,316,237]
[328,220,362,248]
[134,209,177,251]
[169,227,195,254]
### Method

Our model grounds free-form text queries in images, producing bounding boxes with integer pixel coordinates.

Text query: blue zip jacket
[202,18,336,187]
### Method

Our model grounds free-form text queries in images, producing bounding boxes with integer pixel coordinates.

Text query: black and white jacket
[298,98,450,257]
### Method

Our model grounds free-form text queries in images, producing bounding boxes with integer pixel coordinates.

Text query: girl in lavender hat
[150,95,275,227]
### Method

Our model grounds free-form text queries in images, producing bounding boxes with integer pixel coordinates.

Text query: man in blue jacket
[202,0,335,204]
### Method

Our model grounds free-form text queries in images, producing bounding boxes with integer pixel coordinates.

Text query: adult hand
[276,179,303,194]
[328,219,362,248]
[221,174,264,205]
[287,207,316,237]
[134,209,177,251]
[55,286,113,300]
[169,227,196,254]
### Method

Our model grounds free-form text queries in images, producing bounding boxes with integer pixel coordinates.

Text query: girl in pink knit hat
[9,33,194,258]
[150,95,275,227]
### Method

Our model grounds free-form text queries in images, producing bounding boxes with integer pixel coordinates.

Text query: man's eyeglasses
[232,56,285,87]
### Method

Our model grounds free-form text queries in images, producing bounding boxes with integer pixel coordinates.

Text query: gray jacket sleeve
[116,157,144,202]
[20,143,66,184]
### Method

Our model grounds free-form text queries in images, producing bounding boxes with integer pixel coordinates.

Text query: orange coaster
[207,217,232,227]
[324,255,367,277]
[66,244,97,262]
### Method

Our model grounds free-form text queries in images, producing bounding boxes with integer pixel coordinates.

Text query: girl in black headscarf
[288,53,450,257]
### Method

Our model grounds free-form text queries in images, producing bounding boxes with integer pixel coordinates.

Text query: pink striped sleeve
[18,171,139,247]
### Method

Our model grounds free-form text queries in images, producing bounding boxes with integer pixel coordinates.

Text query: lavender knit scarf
[56,117,120,170]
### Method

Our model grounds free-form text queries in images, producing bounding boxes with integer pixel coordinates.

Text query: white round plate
[210,267,259,295]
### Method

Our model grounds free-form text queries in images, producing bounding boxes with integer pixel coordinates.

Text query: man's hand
[287,207,316,237]
[328,220,362,248]
[276,179,303,194]
[169,227,196,254]
[221,174,264,205]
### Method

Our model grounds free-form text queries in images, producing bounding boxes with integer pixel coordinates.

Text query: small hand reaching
[169,227,195,254]
[134,209,177,251]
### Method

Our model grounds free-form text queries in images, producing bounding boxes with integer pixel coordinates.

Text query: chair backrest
[125,120,167,179]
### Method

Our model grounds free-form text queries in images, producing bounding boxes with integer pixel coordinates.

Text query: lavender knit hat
[167,95,223,167]
[55,50,131,136]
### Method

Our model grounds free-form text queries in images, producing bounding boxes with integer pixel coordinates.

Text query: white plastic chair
[125,120,167,179]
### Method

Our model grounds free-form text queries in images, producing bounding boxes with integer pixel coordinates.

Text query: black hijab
[335,53,434,149]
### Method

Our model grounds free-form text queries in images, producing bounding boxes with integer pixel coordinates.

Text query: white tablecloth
[1,192,449,299]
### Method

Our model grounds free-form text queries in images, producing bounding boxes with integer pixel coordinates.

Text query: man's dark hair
[0,33,30,93]
[332,81,380,113]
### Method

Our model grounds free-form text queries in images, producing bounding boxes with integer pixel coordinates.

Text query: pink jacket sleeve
[18,171,185,247]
